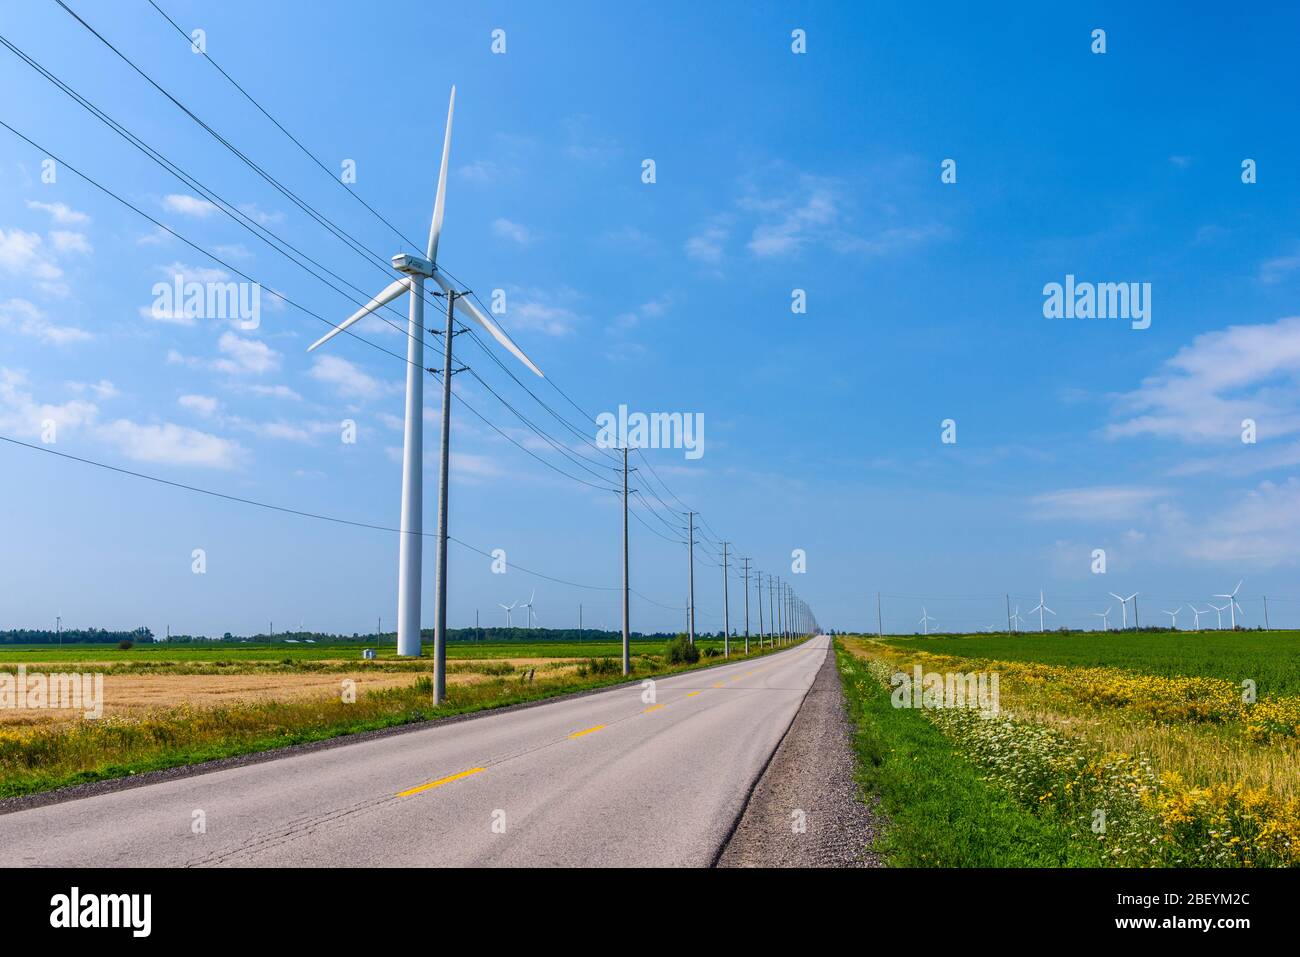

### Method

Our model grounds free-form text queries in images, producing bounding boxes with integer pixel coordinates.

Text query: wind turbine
[499,601,517,628]
[1213,580,1245,630]
[1190,605,1210,630]
[522,589,537,629]
[1092,607,1112,631]
[918,607,936,635]
[1029,590,1055,632]
[1210,602,1228,629]
[1011,605,1026,632]
[1109,592,1137,629]
[305,87,543,696]
[1162,605,1183,629]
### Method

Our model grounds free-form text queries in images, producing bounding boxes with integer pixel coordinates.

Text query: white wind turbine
[1011,605,1026,632]
[918,607,937,635]
[522,589,537,629]
[1213,580,1245,630]
[1109,591,1138,629]
[1162,605,1183,629]
[1093,607,1112,631]
[1029,589,1055,632]
[1210,602,1228,629]
[1190,605,1210,630]
[499,601,518,628]
[306,88,543,689]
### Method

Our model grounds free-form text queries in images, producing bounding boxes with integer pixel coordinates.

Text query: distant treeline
[1,627,154,645]
[0,626,740,646]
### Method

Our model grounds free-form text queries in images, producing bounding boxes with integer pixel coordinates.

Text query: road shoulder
[716,642,883,867]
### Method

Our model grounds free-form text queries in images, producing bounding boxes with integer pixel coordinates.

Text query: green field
[884,630,1300,697]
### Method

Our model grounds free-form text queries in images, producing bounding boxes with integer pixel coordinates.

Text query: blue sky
[3,1,1300,637]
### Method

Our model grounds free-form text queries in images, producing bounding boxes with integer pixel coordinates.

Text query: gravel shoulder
[717,642,883,867]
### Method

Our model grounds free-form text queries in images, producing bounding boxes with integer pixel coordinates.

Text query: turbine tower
[918,606,936,635]
[1092,607,1111,631]
[306,88,543,696]
[1162,605,1182,628]
[1213,580,1245,630]
[1029,589,1055,632]
[522,589,537,629]
[1190,605,1210,629]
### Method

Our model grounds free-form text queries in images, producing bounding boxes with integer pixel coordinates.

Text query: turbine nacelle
[392,252,435,277]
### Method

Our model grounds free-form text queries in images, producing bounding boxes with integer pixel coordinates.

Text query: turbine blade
[307,278,410,351]
[426,86,456,263]
[434,272,544,377]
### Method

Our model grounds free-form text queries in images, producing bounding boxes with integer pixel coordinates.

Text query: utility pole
[579,603,583,636]
[877,592,883,638]
[686,511,696,645]
[1134,596,1140,631]
[475,609,479,642]
[430,289,461,704]
[56,615,62,646]
[1005,594,1011,634]
[1264,595,1270,630]
[756,569,765,648]
[721,542,730,658]
[768,576,776,649]
[741,557,751,653]
[621,447,631,676]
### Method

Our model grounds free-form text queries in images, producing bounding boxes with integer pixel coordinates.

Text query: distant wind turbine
[499,601,518,628]
[1190,605,1210,629]
[1109,591,1138,629]
[1011,605,1026,632]
[522,589,538,628]
[918,606,936,636]
[1162,605,1183,628]
[1029,590,1055,632]
[1210,602,1228,629]
[1093,607,1112,631]
[1213,580,1245,630]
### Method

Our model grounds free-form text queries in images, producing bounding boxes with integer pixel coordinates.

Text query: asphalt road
[1,637,828,867]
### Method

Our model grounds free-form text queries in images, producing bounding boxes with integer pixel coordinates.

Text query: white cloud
[0,298,91,345]
[0,367,98,439]
[99,419,243,469]
[213,332,280,376]
[510,294,579,337]
[26,201,90,225]
[66,379,118,400]
[49,230,91,254]
[1030,485,1168,521]
[245,383,301,401]
[746,187,839,258]
[157,261,231,283]
[308,354,390,400]
[685,219,730,265]
[492,218,532,245]
[1183,478,1300,565]
[0,228,62,281]
[163,194,219,217]
[1259,248,1300,284]
[178,394,220,417]
[237,203,283,226]
[1109,316,1300,443]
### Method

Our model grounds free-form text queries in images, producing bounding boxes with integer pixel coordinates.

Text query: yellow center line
[711,681,724,688]
[568,724,606,739]
[642,704,665,713]
[686,690,702,697]
[397,766,485,798]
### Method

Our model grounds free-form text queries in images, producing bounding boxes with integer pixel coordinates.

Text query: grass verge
[834,639,1102,866]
